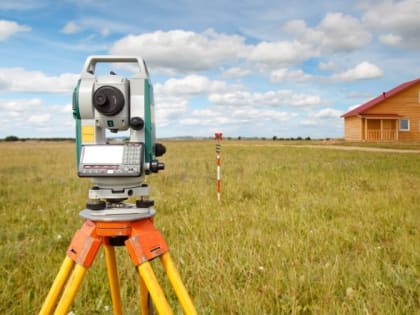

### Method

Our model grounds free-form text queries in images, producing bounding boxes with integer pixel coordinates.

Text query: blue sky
[1,0,420,138]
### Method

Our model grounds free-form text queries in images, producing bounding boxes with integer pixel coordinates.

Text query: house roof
[341,78,420,118]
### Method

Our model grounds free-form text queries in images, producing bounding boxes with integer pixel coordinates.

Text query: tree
[4,135,19,141]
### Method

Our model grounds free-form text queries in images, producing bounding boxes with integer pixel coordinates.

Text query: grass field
[0,140,419,314]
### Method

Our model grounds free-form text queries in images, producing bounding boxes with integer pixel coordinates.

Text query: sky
[1,0,420,139]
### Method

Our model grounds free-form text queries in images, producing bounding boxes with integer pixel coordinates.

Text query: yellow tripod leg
[54,264,87,315]
[138,271,152,315]
[161,252,197,315]
[137,262,174,315]
[104,245,123,315]
[39,256,75,315]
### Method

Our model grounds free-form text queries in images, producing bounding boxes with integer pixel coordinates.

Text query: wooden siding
[344,116,362,141]
[344,82,420,142]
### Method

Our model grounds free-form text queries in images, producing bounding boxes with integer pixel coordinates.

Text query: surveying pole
[214,132,223,202]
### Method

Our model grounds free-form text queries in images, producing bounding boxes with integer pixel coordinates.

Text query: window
[399,119,410,131]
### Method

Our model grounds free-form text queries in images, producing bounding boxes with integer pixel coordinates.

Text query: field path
[292,144,420,154]
[228,142,420,154]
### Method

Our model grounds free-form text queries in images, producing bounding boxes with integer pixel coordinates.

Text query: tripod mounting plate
[89,185,150,200]
[80,204,155,221]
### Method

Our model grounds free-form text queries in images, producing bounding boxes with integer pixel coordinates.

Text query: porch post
[364,118,368,141]
[395,119,399,141]
[380,119,383,141]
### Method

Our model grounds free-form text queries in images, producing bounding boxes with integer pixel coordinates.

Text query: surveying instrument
[39,56,197,315]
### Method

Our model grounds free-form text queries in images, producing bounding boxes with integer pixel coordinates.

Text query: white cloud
[283,12,371,53]
[0,68,79,93]
[0,98,42,111]
[300,108,343,128]
[363,0,420,49]
[179,106,297,128]
[61,21,81,34]
[209,89,321,108]
[222,67,251,78]
[155,95,188,127]
[0,20,31,41]
[318,61,340,72]
[110,29,247,73]
[0,99,74,137]
[378,33,402,46]
[270,68,312,83]
[154,75,232,128]
[152,74,322,136]
[110,29,323,74]
[247,40,316,66]
[155,75,228,96]
[61,17,134,36]
[28,113,51,124]
[318,12,371,51]
[331,62,383,82]
[313,108,343,119]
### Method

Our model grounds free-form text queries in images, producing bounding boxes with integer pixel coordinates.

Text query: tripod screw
[136,199,154,208]
[86,200,106,210]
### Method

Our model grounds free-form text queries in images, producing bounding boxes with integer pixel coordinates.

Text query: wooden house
[342,78,420,142]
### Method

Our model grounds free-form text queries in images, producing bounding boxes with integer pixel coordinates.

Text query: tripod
[39,205,197,315]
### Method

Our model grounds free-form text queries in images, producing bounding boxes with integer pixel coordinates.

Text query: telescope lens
[93,86,125,116]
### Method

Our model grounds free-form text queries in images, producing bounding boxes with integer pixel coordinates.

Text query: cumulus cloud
[378,33,402,46]
[313,108,343,119]
[283,12,371,52]
[0,20,31,41]
[209,89,321,108]
[301,108,343,127]
[28,113,51,124]
[155,96,188,127]
[110,29,324,74]
[179,106,297,127]
[0,98,42,111]
[331,61,383,82]
[152,75,323,135]
[0,98,73,137]
[318,61,340,72]
[155,75,228,96]
[247,40,317,66]
[61,17,134,36]
[270,68,312,83]
[153,75,228,127]
[363,0,420,49]
[61,21,81,34]
[222,67,251,78]
[0,68,79,93]
[110,29,247,73]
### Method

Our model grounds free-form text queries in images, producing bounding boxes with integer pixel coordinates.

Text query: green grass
[0,141,419,314]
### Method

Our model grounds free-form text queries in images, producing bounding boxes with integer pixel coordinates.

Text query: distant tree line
[1,135,75,142]
[232,136,314,141]
[1,135,336,142]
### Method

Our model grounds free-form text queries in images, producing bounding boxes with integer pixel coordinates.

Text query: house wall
[344,116,362,141]
[364,82,420,142]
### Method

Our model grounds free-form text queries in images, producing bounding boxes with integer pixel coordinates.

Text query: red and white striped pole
[214,132,223,202]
